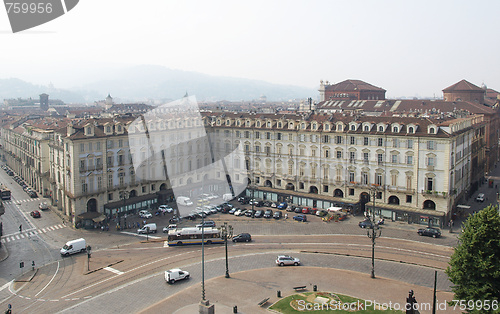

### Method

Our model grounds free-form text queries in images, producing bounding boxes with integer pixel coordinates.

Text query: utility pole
[367,185,382,279]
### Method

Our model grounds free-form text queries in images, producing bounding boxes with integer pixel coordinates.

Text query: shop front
[104,193,158,220]
[367,202,445,227]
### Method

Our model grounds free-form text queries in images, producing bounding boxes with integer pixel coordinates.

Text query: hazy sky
[1,0,499,98]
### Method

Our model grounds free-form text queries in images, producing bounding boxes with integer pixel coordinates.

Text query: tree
[446,205,500,313]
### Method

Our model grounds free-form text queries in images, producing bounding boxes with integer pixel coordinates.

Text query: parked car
[254,210,264,218]
[417,227,442,238]
[228,208,237,214]
[301,207,311,214]
[232,233,252,242]
[273,211,282,219]
[263,210,273,218]
[39,202,50,210]
[294,207,303,213]
[139,210,153,219]
[30,210,41,218]
[169,216,180,224]
[293,214,307,222]
[245,209,256,217]
[270,202,278,208]
[358,220,374,229]
[277,202,288,210]
[286,205,295,212]
[165,268,190,284]
[263,201,272,207]
[276,255,300,266]
[28,190,38,198]
[316,210,327,217]
[476,193,485,202]
[234,209,244,216]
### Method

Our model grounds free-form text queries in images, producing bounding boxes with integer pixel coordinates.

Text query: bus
[0,186,11,200]
[167,227,223,246]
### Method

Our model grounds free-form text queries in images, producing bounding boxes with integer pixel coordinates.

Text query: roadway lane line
[103,267,124,275]
[35,261,60,297]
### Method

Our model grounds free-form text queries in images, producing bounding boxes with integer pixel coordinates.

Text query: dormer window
[364,126,369,131]
[246,120,250,127]
[216,119,221,126]
[350,125,356,131]
[408,127,414,133]
[106,126,111,133]
[117,125,122,132]
[324,124,330,131]
[301,123,306,130]
[87,127,92,134]
[429,127,435,134]
[378,126,384,132]
[226,119,230,126]
[393,127,398,133]
[256,121,261,127]
[266,121,271,128]
[278,122,282,128]
[312,123,317,130]
[289,122,294,129]
[236,120,241,126]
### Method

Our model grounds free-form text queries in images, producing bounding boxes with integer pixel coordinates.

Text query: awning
[92,215,106,223]
[77,211,103,220]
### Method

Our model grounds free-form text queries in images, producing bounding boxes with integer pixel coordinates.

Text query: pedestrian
[19,224,22,233]
[285,213,288,220]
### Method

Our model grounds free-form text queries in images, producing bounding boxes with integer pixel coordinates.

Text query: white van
[165,268,190,284]
[177,196,193,206]
[137,223,157,234]
[60,238,86,256]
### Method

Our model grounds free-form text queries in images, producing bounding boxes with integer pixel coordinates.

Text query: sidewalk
[141,267,459,314]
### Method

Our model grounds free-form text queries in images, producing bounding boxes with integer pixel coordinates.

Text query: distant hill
[1,66,317,103]
[73,65,316,102]
[0,78,85,103]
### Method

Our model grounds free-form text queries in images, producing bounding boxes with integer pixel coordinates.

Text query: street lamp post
[120,190,129,229]
[220,222,233,278]
[367,186,382,279]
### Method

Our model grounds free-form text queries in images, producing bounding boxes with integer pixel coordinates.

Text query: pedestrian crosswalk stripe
[15,235,20,240]
[5,238,9,242]
[1,224,65,244]
[19,234,25,239]
[41,228,46,233]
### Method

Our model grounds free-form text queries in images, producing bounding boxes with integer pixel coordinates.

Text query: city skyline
[0,0,499,99]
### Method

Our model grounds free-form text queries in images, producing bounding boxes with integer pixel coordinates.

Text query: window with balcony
[362,172,368,185]
[349,172,355,182]
[375,174,383,186]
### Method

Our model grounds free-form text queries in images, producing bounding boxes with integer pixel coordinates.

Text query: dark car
[263,201,272,207]
[30,210,41,218]
[263,210,273,218]
[294,207,302,213]
[293,214,307,222]
[254,210,264,218]
[254,200,264,207]
[196,220,216,228]
[277,202,288,210]
[232,233,252,242]
[273,211,282,219]
[358,220,374,229]
[245,209,256,217]
[183,214,197,220]
[417,227,442,238]
[29,190,38,198]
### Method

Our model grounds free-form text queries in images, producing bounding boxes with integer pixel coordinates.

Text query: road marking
[103,267,124,275]
[35,261,59,297]
[120,231,161,239]
[15,235,20,240]
[0,280,13,292]
[40,228,47,233]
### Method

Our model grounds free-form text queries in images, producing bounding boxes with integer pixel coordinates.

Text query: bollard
[277,290,281,298]
[313,285,317,292]
[233,305,237,313]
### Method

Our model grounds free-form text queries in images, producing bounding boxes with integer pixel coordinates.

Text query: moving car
[232,233,252,242]
[293,214,307,222]
[137,223,157,234]
[159,205,174,213]
[476,193,485,202]
[163,224,177,233]
[139,210,153,219]
[358,220,374,229]
[196,220,216,228]
[60,238,86,256]
[165,268,190,284]
[417,227,442,238]
[39,202,49,210]
[30,210,41,218]
[276,255,300,266]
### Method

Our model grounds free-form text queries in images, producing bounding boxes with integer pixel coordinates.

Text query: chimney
[67,122,75,136]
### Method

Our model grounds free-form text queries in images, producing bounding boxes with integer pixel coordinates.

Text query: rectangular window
[108,193,113,201]
[323,185,329,193]
[362,172,368,185]
[350,136,355,145]
[108,174,113,187]
[349,172,355,182]
[288,134,293,141]
[427,157,435,166]
[363,152,369,164]
[406,195,412,203]
[277,133,282,140]
[97,176,102,189]
[427,177,434,191]
[407,140,413,149]
[375,173,382,186]
[349,188,354,196]
[81,180,87,193]
[393,139,398,148]
[266,132,271,140]
[427,141,435,150]
[80,143,85,152]
[325,150,329,158]
[391,174,397,186]
[364,137,369,145]
[151,184,156,191]
[349,151,355,162]
[142,186,146,193]
[107,140,113,149]
[80,159,85,170]
[377,138,383,146]
[377,154,383,165]
[255,146,260,153]
[407,155,413,165]
[336,151,342,159]
[391,155,398,163]
[96,142,101,150]
[119,139,123,147]
[323,135,330,143]
[255,132,260,139]
[336,136,342,144]
[88,142,92,151]
[406,176,412,190]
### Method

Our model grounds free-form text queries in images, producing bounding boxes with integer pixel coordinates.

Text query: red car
[30,210,41,218]
[302,207,310,214]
